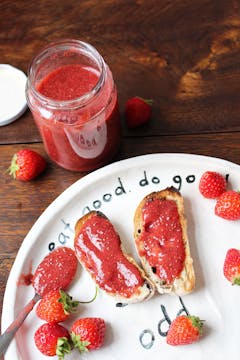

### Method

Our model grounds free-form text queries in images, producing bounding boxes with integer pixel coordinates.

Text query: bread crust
[134,187,195,296]
[74,211,155,304]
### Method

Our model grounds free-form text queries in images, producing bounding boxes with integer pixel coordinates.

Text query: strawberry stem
[58,286,98,316]
[189,316,204,335]
[8,154,19,179]
[79,286,98,304]
[71,333,90,353]
[56,337,71,359]
[233,277,240,286]
[58,289,80,314]
[137,96,153,106]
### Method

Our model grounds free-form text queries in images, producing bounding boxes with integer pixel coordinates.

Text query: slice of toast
[74,211,155,304]
[134,187,195,296]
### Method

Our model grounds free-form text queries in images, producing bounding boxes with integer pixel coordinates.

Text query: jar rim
[26,39,106,109]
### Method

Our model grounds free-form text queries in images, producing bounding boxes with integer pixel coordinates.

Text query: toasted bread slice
[74,211,155,304]
[134,187,195,296]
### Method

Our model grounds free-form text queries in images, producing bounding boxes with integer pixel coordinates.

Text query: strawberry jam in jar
[26,40,121,171]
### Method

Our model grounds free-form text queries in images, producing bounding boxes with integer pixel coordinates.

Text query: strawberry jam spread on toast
[74,211,154,302]
[134,188,195,295]
[136,197,185,285]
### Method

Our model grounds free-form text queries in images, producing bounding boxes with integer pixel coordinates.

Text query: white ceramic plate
[2,153,240,360]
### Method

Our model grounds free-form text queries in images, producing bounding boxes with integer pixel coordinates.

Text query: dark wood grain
[1,0,240,358]
[1,0,240,144]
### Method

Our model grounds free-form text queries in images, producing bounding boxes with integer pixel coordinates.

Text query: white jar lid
[0,64,28,126]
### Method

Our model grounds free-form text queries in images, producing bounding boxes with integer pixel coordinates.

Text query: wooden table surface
[1,0,240,357]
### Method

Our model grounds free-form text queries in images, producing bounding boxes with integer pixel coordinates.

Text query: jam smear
[74,214,145,298]
[136,198,185,285]
[18,273,33,286]
[31,246,78,297]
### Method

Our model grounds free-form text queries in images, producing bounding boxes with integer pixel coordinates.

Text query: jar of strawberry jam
[26,40,121,171]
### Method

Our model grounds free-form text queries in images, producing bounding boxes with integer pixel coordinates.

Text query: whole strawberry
[215,190,240,220]
[36,289,79,323]
[223,248,240,285]
[34,322,71,358]
[8,148,46,181]
[125,96,152,128]
[199,171,227,199]
[71,317,106,351]
[166,315,203,346]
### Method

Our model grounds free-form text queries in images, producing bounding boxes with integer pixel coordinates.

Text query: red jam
[17,260,33,286]
[26,41,121,172]
[18,273,33,286]
[136,198,185,285]
[31,247,78,297]
[37,64,99,101]
[74,214,145,298]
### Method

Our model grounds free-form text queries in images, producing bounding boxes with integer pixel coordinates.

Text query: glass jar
[26,39,121,172]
